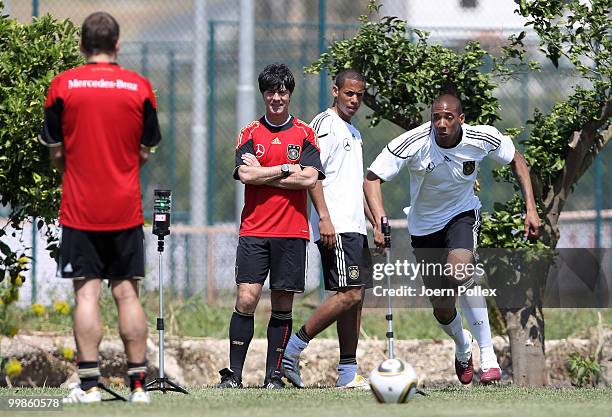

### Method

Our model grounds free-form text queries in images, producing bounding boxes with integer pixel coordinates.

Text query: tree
[481,0,610,386]
[307,0,610,385]
[0,2,82,337]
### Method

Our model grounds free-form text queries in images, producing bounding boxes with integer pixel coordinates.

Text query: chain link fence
[4,0,610,305]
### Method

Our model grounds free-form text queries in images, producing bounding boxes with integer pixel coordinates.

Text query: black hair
[334,68,366,89]
[432,93,463,114]
[258,64,295,94]
[81,11,120,56]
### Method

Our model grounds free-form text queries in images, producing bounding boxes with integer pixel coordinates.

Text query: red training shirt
[234,116,325,239]
[40,63,161,231]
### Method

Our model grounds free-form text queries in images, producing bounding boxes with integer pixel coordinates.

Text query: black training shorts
[235,236,308,292]
[317,233,372,291]
[57,225,145,280]
[410,209,481,302]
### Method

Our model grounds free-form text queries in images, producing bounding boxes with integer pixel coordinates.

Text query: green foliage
[567,352,602,387]
[522,87,606,196]
[516,0,611,87]
[0,4,82,336]
[480,196,547,250]
[481,0,611,250]
[305,8,500,130]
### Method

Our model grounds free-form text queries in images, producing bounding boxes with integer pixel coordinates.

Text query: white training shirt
[310,108,367,241]
[368,121,516,236]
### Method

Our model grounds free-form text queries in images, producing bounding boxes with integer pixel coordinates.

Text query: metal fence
[3,0,610,305]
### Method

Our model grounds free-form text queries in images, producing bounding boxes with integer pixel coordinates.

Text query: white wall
[384,0,528,31]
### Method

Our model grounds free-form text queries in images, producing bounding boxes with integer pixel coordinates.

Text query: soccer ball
[369,358,418,403]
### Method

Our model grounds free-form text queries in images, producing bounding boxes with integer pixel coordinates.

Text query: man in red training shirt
[216,64,324,389]
[40,11,161,404]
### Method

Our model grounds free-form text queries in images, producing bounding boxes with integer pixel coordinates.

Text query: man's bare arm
[309,181,336,247]
[364,171,387,247]
[269,166,318,190]
[509,150,541,238]
[237,165,285,185]
[364,195,376,229]
[49,145,65,173]
[139,145,151,167]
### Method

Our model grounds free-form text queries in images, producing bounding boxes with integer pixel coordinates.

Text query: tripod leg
[97,382,127,402]
[163,379,189,394]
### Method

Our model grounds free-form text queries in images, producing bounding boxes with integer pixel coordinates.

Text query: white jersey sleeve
[368,123,430,181]
[473,125,516,165]
[310,111,337,169]
[368,145,407,181]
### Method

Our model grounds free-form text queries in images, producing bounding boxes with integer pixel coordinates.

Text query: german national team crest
[463,161,476,175]
[348,266,360,280]
[287,144,301,161]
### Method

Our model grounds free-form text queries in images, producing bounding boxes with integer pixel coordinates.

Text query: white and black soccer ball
[369,358,418,403]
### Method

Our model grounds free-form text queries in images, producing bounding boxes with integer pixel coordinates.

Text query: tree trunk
[505,100,611,386]
[505,307,548,386]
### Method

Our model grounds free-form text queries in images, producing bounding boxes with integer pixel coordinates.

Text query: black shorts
[58,225,145,280]
[411,209,481,298]
[235,236,308,292]
[317,233,373,291]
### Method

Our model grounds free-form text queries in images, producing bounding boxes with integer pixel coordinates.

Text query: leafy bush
[567,352,602,387]
[0,2,82,336]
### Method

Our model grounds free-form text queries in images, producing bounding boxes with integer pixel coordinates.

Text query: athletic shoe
[216,368,243,389]
[281,353,304,388]
[480,355,502,384]
[128,387,150,403]
[335,374,370,390]
[62,383,102,404]
[480,367,501,384]
[263,369,285,389]
[454,330,474,385]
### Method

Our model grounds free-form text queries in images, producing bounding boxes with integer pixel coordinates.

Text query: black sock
[339,354,357,365]
[229,309,254,379]
[127,361,147,391]
[78,361,100,391]
[266,310,292,376]
[297,325,312,344]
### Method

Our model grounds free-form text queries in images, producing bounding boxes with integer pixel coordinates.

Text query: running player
[364,93,540,384]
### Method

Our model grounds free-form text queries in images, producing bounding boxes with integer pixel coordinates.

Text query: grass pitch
[1,386,610,417]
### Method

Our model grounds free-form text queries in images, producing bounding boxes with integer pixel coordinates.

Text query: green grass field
[1,386,610,417]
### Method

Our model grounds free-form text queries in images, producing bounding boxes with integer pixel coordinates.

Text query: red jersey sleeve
[234,122,257,180]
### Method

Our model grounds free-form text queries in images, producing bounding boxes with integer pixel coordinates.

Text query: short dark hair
[432,93,463,114]
[334,68,366,89]
[81,12,119,56]
[258,64,295,94]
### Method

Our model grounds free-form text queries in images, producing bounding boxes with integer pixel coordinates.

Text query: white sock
[458,294,498,368]
[436,309,470,360]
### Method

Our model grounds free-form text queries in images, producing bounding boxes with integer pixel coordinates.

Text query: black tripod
[145,190,188,394]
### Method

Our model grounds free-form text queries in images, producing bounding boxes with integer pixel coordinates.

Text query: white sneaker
[336,374,370,390]
[62,383,102,404]
[128,387,150,404]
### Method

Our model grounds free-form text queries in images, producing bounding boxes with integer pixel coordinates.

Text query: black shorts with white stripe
[316,233,373,291]
[410,209,481,253]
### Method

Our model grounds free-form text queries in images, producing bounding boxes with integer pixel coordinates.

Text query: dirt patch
[1,331,609,387]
